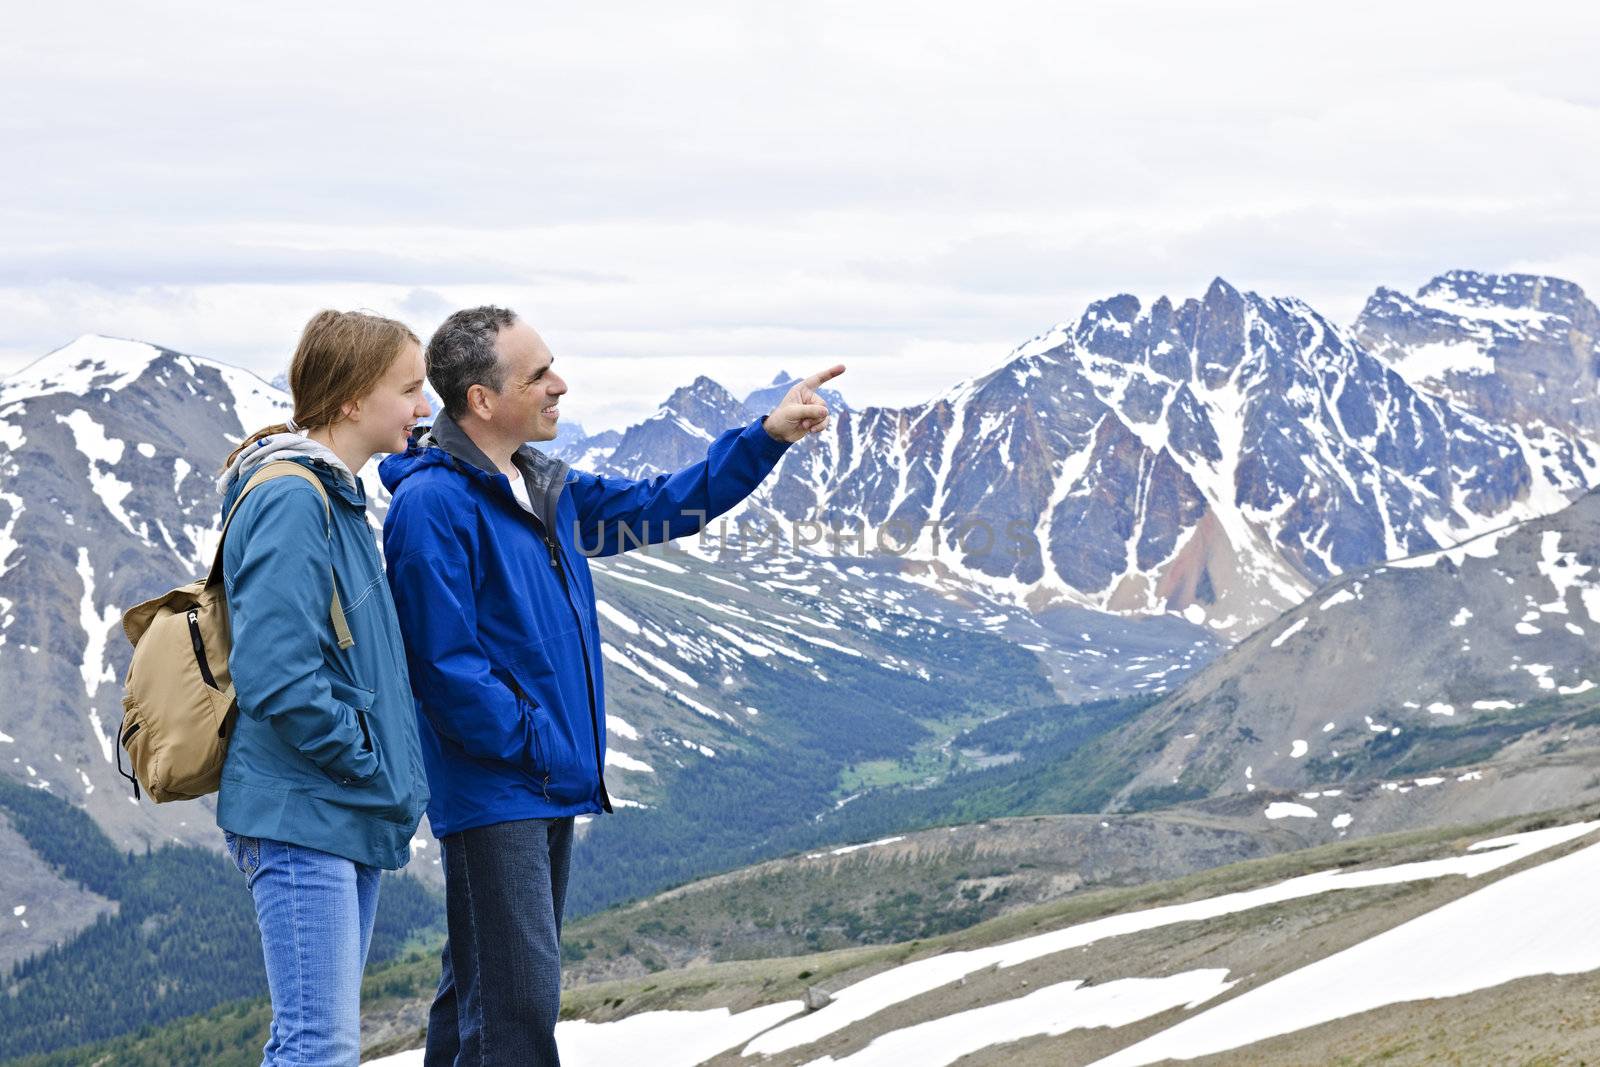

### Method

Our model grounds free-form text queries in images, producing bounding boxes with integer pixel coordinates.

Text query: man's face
[489,320,566,443]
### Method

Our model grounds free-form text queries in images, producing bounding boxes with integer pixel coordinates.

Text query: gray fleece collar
[423,411,569,534]
[216,433,357,495]
[425,411,566,499]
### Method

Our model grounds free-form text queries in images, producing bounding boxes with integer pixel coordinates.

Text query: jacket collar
[423,411,570,534]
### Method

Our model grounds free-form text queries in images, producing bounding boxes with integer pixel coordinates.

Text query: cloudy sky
[2,1,1596,431]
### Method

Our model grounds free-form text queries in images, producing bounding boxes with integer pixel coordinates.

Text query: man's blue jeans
[425,816,574,1067]
[223,831,382,1067]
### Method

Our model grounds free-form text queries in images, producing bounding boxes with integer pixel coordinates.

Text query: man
[379,305,841,1065]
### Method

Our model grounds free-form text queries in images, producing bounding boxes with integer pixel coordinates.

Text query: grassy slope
[42,803,1600,1065]
[555,808,1290,984]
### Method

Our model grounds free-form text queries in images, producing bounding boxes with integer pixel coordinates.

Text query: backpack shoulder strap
[206,461,354,650]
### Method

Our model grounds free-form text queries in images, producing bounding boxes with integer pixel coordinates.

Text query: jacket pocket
[508,681,549,771]
[326,677,380,784]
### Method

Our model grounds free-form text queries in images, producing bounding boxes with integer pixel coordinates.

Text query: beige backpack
[115,461,354,803]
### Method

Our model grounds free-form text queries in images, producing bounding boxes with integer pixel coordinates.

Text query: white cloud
[2,0,1596,429]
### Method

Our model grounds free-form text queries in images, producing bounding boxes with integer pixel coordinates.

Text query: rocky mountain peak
[597,376,748,479]
[740,373,849,422]
[732,273,1600,636]
[1418,270,1592,317]
[660,376,746,431]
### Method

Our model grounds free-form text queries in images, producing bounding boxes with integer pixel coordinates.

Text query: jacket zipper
[542,531,613,812]
[523,464,612,814]
[186,609,219,690]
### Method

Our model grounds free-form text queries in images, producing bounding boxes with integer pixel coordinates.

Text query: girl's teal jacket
[214,444,429,870]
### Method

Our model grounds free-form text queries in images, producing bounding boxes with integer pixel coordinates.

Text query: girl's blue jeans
[223,831,381,1067]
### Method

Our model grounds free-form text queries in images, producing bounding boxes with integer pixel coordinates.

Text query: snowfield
[1091,831,1600,1065]
[742,821,1597,1058]
[361,821,1600,1065]
[802,970,1235,1067]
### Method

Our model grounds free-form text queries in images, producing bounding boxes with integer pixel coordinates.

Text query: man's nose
[549,372,568,396]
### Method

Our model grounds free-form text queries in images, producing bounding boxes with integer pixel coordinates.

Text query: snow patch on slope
[1092,826,1600,1066]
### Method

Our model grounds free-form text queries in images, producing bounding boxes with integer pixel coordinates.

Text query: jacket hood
[377,432,456,492]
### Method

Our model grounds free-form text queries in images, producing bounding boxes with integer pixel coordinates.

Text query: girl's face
[349,341,430,456]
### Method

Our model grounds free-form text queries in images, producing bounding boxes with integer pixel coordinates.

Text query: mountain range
[3,268,1600,1061]
[558,270,1600,638]
[3,269,1596,855]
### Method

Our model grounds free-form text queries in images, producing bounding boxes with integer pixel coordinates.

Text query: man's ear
[466,382,492,420]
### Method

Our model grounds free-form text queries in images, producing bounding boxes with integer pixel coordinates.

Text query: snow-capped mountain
[4,268,1595,857]
[740,370,850,421]
[572,272,1600,638]
[600,376,752,480]
[548,373,844,479]
[0,336,292,841]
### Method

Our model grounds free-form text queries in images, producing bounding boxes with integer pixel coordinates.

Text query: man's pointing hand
[763,364,846,444]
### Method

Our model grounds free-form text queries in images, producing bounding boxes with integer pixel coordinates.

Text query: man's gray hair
[427,305,518,418]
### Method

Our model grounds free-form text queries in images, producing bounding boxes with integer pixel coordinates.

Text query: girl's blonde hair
[224,309,420,468]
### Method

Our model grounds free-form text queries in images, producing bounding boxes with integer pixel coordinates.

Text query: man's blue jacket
[378,410,790,837]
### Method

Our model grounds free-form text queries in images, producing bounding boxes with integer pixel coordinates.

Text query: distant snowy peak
[598,376,749,479]
[662,376,746,431]
[0,335,167,405]
[729,273,1600,636]
[0,334,289,438]
[1418,269,1591,319]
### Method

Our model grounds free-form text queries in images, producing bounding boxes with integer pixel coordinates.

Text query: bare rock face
[1355,271,1600,437]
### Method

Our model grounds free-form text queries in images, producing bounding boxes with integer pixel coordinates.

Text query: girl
[215,309,432,1065]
